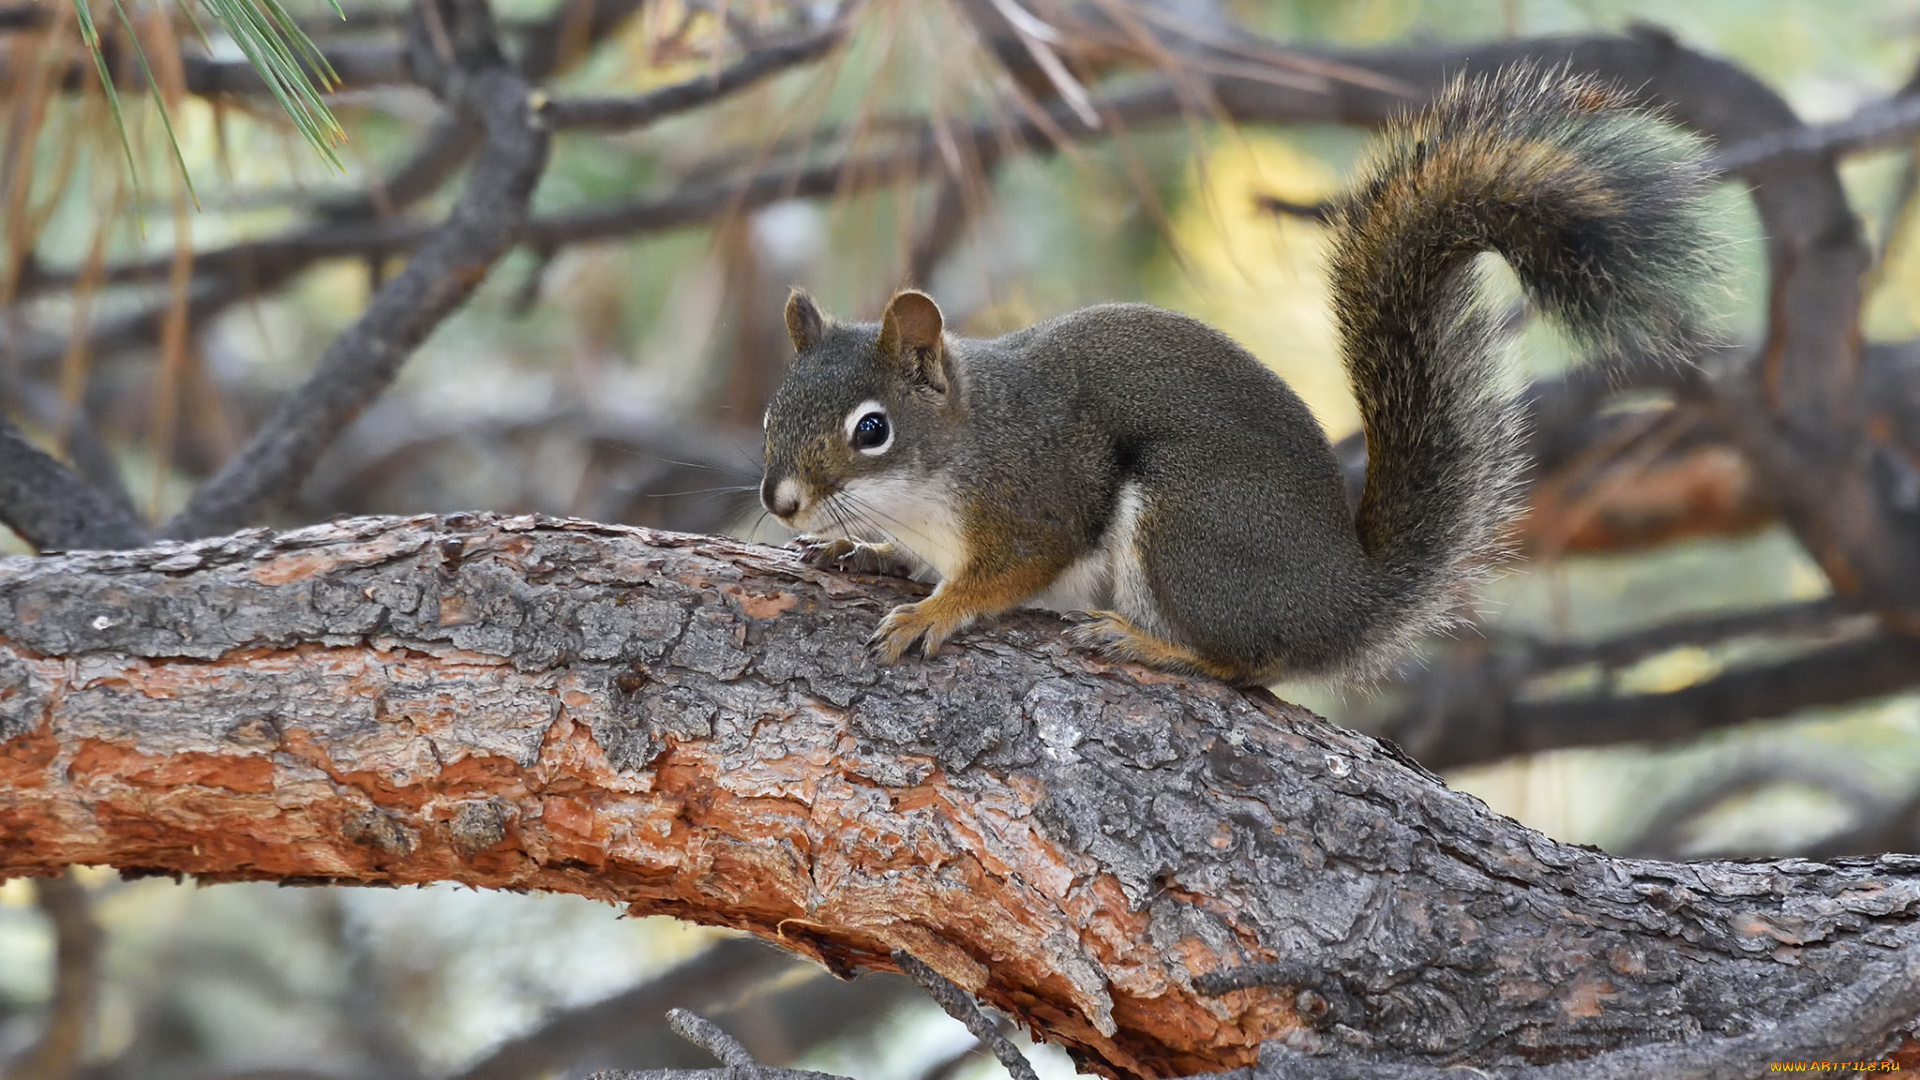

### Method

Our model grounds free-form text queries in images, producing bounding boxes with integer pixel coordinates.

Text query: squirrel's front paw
[869,601,964,662]
[795,537,918,578]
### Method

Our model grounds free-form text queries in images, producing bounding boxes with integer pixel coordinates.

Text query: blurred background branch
[5,874,101,1080]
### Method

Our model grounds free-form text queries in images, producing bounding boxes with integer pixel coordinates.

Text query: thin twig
[452,938,798,1080]
[543,24,846,130]
[0,2,47,30]
[585,1064,907,1080]
[1518,596,1870,673]
[1810,785,1920,859]
[599,938,1920,1080]
[11,380,135,514]
[28,30,1920,308]
[665,1010,758,1068]
[907,170,987,285]
[892,951,1038,1080]
[16,80,1169,306]
[320,112,484,222]
[1251,192,1332,222]
[0,43,408,97]
[1865,59,1920,281]
[1619,755,1892,859]
[915,1040,993,1080]
[1381,629,1920,772]
[322,0,649,220]
[71,44,1916,325]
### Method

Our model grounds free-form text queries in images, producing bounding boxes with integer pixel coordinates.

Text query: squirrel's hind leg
[1065,610,1255,684]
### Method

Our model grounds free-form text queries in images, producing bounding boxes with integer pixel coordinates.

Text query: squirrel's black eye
[851,412,890,451]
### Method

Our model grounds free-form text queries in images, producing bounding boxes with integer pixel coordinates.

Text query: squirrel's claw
[795,536,918,578]
[869,601,958,662]
[794,535,854,565]
[793,535,852,568]
[1063,609,1128,652]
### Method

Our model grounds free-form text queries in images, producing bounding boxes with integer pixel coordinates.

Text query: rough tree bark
[4,515,1920,1077]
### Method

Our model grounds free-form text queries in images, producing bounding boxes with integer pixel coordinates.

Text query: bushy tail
[1329,64,1720,660]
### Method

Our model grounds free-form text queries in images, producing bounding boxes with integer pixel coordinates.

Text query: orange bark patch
[733,588,801,620]
[542,795,599,838]
[438,595,477,625]
[1560,975,1614,1019]
[251,551,342,586]
[0,728,60,787]
[68,742,277,794]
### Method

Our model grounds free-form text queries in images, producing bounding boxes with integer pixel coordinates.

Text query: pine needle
[106,0,198,207]
[70,0,350,188]
[198,0,347,169]
[70,0,141,197]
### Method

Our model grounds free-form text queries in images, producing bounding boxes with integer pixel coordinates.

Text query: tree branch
[5,3,823,382]
[294,399,761,530]
[1378,625,1920,772]
[9,382,137,516]
[894,951,1037,1080]
[1358,344,1920,770]
[543,23,846,131]
[665,1009,758,1067]
[2,0,655,100]
[160,3,551,540]
[1242,937,1920,1079]
[597,1069,845,1080]
[1618,755,1890,860]
[1712,86,1920,174]
[10,516,1920,1076]
[4,872,103,1080]
[0,414,149,551]
[1517,597,1866,674]
[2,44,410,98]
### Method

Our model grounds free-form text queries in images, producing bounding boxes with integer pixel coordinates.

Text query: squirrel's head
[760,288,962,534]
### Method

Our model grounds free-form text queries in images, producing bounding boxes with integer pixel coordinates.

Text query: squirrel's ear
[877,290,951,392]
[785,289,826,353]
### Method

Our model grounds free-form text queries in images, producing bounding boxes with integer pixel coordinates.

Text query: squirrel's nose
[761,475,803,520]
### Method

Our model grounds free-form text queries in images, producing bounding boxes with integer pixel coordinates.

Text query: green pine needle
[106,0,199,208]
[178,1,215,53]
[200,0,346,168]
[71,0,142,199]
[70,0,349,195]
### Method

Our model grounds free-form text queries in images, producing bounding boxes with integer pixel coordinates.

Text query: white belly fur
[837,476,1168,634]
[1030,482,1169,634]
[835,474,968,582]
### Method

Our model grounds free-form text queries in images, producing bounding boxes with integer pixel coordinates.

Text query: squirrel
[757,66,1720,685]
